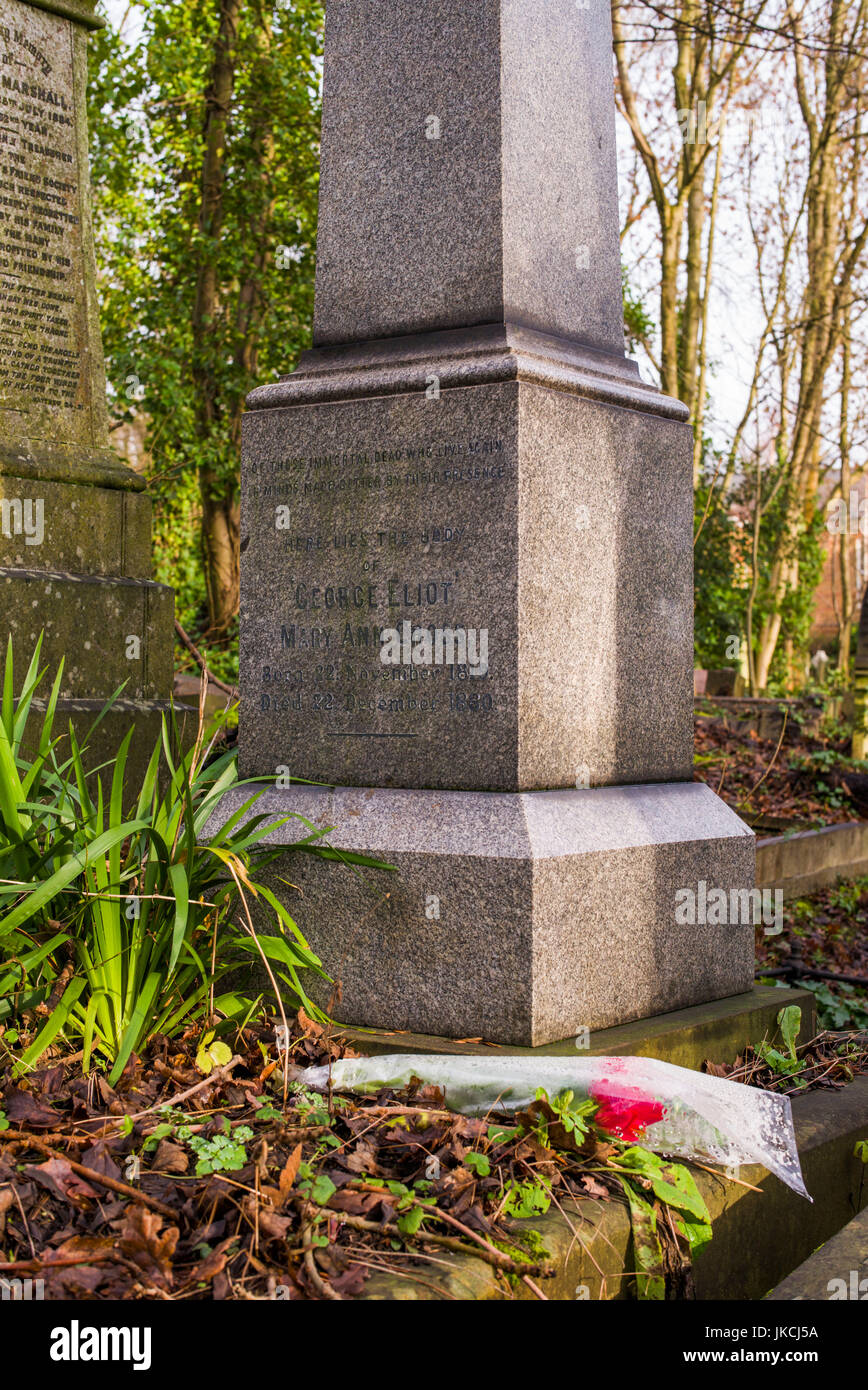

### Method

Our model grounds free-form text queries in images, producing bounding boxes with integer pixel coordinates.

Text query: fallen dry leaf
[26,1157,98,1208]
[151,1139,189,1174]
[278,1142,303,1206]
[115,1205,178,1289]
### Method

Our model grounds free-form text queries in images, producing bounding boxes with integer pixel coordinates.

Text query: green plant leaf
[397,1204,425,1236]
[464,1152,491,1177]
[309,1174,337,1207]
[777,1005,802,1063]
[622,1182,666,1301]
[13,976,87,1075]
[502,1179,551,1219]
[108,971,161,1086]
[196,1037,233,1075]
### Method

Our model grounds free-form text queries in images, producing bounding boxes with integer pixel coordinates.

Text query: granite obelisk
[0,0,176,769]
[227,0,755,1045]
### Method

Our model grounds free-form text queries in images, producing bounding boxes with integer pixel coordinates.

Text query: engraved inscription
[243,431,513,766]
[0,0,85,433]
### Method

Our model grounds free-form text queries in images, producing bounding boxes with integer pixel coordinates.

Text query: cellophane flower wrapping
[297,1053,810,1199]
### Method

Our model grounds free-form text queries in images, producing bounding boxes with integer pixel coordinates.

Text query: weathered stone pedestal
[0,0,178,771]
[230,0,756,1046]
[220,781,753,1045]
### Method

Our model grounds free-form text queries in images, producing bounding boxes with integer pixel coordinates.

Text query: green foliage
[765,519,825,695]
[757,1004,804,1079]
[537,1087,597,1144]
[694,452,826,689]
[195,1030,233,1075]
[301,1168,337,1208]
[693,469,744,669]
[397,1203,426,1236]
[487,1123,520,1145]
[185,1119,254,1176]
[799,980,868,1032]
[777,1004,801,1059]
[88,2,324,673]
[786,749,852,812]
[143,1120,181,1153]
[622,266,655,354]
[463,1151,491,1177]
[612,1146,713,1298]
[143,1109,253,1174]
[0,637,385,1082]
[287,1085,334,1128]
[502,1178,552,1220]
[516,1085,714,1293]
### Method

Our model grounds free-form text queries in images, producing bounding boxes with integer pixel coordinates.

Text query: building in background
[812,471,868,653]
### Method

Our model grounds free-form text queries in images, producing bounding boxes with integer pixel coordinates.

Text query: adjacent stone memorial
[0,0,176,765]
[225,0,756,1045]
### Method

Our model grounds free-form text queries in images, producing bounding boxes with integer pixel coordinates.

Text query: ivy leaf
[503,1179,551,1219]
[464,1152,491,1177]
[309,1174,336,1207]
[397,1205,425,1236]
[487,1124,520,1144]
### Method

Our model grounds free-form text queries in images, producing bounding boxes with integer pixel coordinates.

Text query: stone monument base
[216,780,754,1046]
[332,984,817,1073]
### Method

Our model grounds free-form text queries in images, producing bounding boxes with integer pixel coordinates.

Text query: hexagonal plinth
[214,780,755,1047]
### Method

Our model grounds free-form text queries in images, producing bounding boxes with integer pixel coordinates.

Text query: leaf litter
[1,1007,865,1301]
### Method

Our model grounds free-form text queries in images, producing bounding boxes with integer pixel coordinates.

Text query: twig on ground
[174,619,238,699]
[3,1131,177,1220]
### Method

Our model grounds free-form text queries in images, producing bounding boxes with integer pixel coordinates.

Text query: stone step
[757,821,868,899]
[1,566,174,701]
[767,1207,868,1301]
[23,697,199,803]
[334,984,817,1073]
[0,477,152,579]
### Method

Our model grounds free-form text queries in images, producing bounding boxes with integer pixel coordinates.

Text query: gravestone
[225,0,755,1045]
[0,0,177,769]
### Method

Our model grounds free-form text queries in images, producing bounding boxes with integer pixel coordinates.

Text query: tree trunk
[192,0,242,635]
[201,490,241,635]
[838,322,853,676]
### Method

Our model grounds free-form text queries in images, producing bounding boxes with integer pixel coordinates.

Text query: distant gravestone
[0,0,177,769]
[226,0,755,1046]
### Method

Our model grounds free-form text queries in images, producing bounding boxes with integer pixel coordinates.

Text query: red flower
[590,1080,668,1141]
